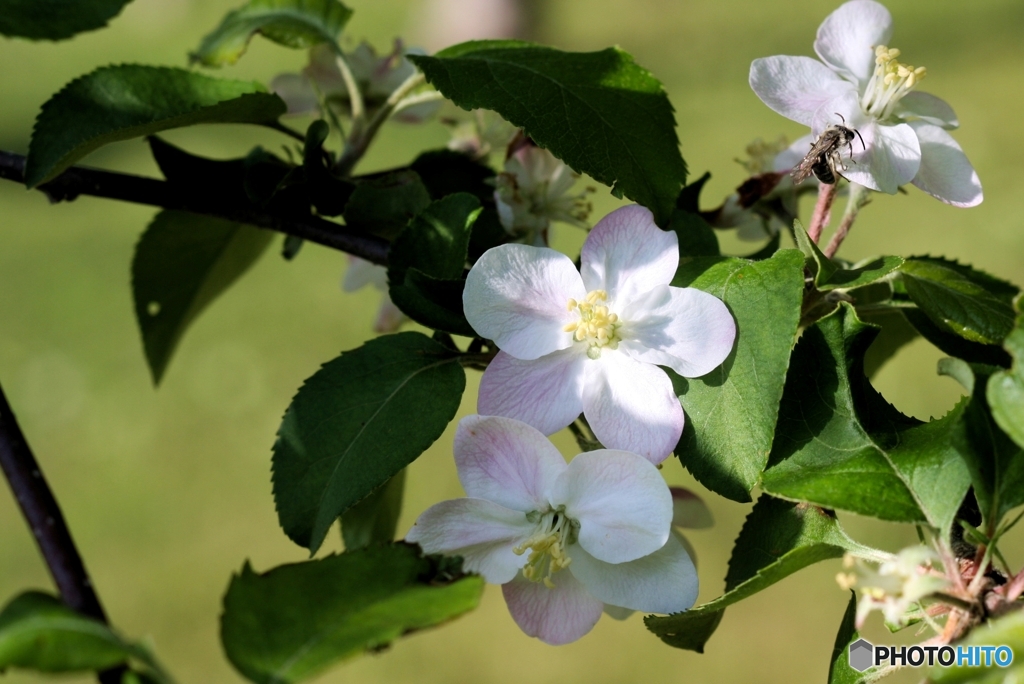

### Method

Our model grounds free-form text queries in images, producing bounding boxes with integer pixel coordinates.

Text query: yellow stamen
[565,289,622,359]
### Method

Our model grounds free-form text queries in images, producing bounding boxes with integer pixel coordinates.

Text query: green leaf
[908,256,1020,305]
[988,304,1024,451]
[191,0,353,67]
[858,308,919,378]
[342,470,406,550]
[221,545,484,684]
[0,0,133,40]
[410,41,686,225]
[828,593,863,684]
[900,259,1016,346]
[0,592,169,681]
[645,496,864,652]
[762,304,972,532]
[794,220,839,285]
[794,221,903,291]
[902,308,1011,368]
[132,211,273,384]
[671,250,804,502]
[387,194,482,337]
[408,149,497,202]
[343,170,432,240]
[930,610,1024,683]
[26,65,285,187]
[272,332,466,553]
[669,209,719,258]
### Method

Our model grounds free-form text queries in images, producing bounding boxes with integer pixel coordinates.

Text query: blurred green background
[1,0,1023,682]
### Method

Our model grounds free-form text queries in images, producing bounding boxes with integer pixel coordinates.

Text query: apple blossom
[342,256,406,333]
[463,204,736,464]
[405,415,698,644]
[835,546,949,628]
[749,0,982,206]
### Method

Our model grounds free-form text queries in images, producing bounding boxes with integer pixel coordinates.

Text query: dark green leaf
[669,209,719,258]
[645,496,863,652]
[908,256,1020,305]
[675,172,710,213]
[191,0,353,67]
[26,65,285,187]
[221,545,484,684]
[828,593,863,684]
[410,41,686,225]
[132,211,273,384]
[900,259,1016,346]
[148,136,251,206]
[762,304,972,532]
[409,149,496,202]
[988,305,1024,451]
[342,470,406,550]
[387,194,482,336]
[343,170,431,239]
[858,308,919,378]
[0,0,133,40]
[794,220,838,285]
[272,333,466,552]
[901,308,1011,367]
[794,221,902,291]
[671,250,804,502]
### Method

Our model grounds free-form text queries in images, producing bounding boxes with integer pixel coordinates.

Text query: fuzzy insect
[791,113,866,185]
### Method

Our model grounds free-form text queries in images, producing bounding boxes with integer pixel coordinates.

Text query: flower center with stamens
[513,509,579,588]
[563,290,622,359]
[861,45,927,120]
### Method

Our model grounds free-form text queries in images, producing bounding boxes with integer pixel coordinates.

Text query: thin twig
[336,72,427,177]
[824,183,871,258]
[0,382,124,684]
[807,181,838,243]
[0,151,389,265]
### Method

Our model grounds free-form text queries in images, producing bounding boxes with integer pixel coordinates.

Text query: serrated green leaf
[669,209,719,258]
[408,149,496,202]
[132,211,273,384]
[794,220,839,285]
[645,496,863,652]
[908,256,1020,305]
[902,308,1011,367]
[0,592,169,681]
[793,221,902,291]
[221,545,483,684]
[900,259,1016,346]
[272,333,465,552]
[762,304,972,532]
[828,593,863,684]
[192,0,353,67]
[26,65,285,187]
[858,308,919,378]
[343,170,431,239]
[0,0,133,40]
[387,194,482,336]
[342,470,405,550]
[988,305,1024,451]
[671,250,804,502]
[410,41,686,225]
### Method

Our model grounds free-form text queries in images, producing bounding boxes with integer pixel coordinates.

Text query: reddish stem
[807,182,838,243]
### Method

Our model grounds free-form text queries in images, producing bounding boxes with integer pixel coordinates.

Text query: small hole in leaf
[147,301,161,316]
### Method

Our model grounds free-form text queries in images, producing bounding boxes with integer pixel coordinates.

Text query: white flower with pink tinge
[406,415,698,645]
[463,204,736,464]
[750,0,982,206]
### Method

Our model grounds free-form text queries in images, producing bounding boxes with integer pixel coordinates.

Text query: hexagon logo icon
[849,638,874,672]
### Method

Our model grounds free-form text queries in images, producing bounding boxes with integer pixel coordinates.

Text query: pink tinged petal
[405,498,533,584]
[618,285,736,378]
[463,244,585,360]
[578,205,678,304]
[568,534,699,614]
[477,349,587,436]
[895,91,959,130]
[810,89,870,138]
[549,450,672,564]
[603,604,634,621]
[841,120,921,194]
[270,73,319,115]
[453,415,568,512]
[342,256,386,292]
[671,487,714,529]
[908,122,983,208]
[775,133,817,172]
[501,570,604,645]
[814,0,893,87]
[749,56,854,127]
[581,353,684,464]
[373,293,406,333]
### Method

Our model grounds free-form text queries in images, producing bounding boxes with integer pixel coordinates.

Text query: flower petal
[342,256,387,292]
[549,450,671,564]
[270,73,319,115]
[671,487,715,529]
[453,415,567,513]
[749,56,854,127]
[908,122,983,207]
[501,570,604,645]
[373,293,406,333]
[814,0,893,87]
[835,117,921,194]
[603,604,634,621]
[569,533,699,614]
[895,91,959,130]
[774,133,816,172]
[464,244,585,360]
[478,349,587,436]
[619,284,736,378]
[405,498,534,584]
[579,205,678,305]
[581,353,684,464]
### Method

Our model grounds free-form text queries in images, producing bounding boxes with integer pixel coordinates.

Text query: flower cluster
[836,546,949,628]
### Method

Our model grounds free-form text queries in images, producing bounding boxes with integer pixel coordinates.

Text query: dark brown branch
[0,382,124,683]
[0,150,390,266]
